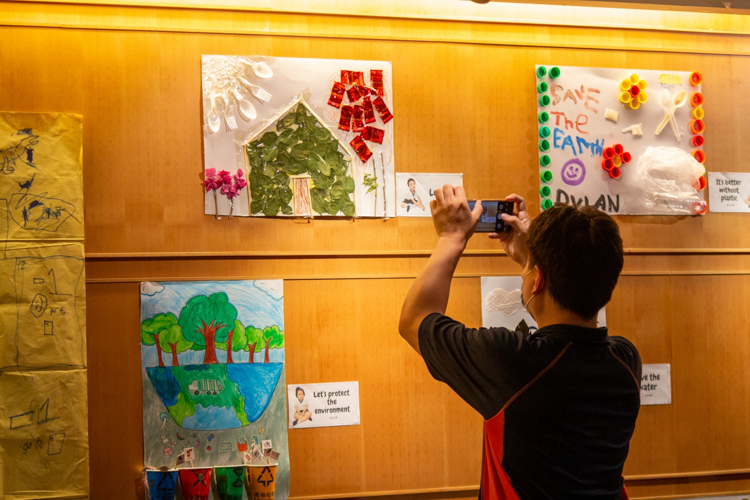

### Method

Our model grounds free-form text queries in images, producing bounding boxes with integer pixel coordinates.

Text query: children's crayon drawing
[140,280,289,498]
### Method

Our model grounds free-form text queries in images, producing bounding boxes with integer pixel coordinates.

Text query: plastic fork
[222,95,237,130]
[239,76,272,103]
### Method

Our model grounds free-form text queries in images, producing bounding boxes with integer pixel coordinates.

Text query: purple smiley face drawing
[561,158,586,186]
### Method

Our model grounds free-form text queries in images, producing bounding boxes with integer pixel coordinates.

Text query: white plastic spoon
[243,59,273,79]
[232,89,257,121]
[207,95,221,133]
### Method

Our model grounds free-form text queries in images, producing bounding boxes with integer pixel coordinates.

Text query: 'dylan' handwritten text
[556,189,620,214]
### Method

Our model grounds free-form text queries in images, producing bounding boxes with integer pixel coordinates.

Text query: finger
[470,198,484,222]
[430,199,437,212]
[505,193,528,215]
[488,232,511,242]
[454,185,467,203]
[501,214,526,233]
[434,187,445,204]
[442,184,455,203]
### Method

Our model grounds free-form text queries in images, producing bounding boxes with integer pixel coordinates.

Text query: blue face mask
[520,267,538,318]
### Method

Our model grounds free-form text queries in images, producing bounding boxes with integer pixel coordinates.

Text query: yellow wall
[3,1,750,498]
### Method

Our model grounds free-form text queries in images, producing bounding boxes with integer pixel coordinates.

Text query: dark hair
[527,204,623,320]
[407,178,415,185]
[296,387,305,396]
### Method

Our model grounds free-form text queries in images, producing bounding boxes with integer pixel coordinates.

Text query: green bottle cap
[541,170,553,183]
[536,66,547,78]
[540,155,551,167]
[550,66,561,79]
[539,139,550,151]
[540,186,551,197]
[537,82,548,93]
[539,126,551,138]
[538,111,549,123]
[539,95,551,107]
[542,198,554,210]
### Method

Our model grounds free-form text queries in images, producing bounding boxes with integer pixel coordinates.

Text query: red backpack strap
[621,484,630,500]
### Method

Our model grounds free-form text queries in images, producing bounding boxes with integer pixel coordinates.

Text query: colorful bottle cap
[537,82,549,93]
[539,139,550,151]
[540,155,551,166]
[539,126,551,138]
[541,170,553,183]
[693,199,708,215]
[637,79,647,90]
[619,91,632,104]
[692,135,704,147]
[613,155,622,167]
[536,66,547,78]
[630,74,640,84]
[638,92,648,103]
[629,85,640,97]
[628,99,640,110]
[539,94,551,106]
[602,159,614,171]
[608,167,621,179]
[692,150,705,163]
[620,79,631,91]
[542,198,554,210]
[690,119,705,134]
[549,67,561,78]
[691,92,704,107]
[613,144,624,155]
[621,151,632,163]
[697,175,707,191]
[603,147,615,159]
[690,71,703,86]
[540,186,551,197]
[692,107,705,119]
[538,111,550,123]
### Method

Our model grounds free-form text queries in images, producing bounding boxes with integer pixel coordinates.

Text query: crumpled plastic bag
[634,146,706,213]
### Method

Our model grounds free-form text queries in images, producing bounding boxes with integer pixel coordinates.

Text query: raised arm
[398,185,483,355]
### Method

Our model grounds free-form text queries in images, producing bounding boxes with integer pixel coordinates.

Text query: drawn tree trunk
[168,343,180,366]
[154,333,164,367]
[226,328,234,364]
[247,342,257,363]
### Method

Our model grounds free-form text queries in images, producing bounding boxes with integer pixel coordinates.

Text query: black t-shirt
[419,313,641,500]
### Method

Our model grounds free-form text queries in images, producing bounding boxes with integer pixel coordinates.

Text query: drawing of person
[292,387,312,426]
[400,178,425,212]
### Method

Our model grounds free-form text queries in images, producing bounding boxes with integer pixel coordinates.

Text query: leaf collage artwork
[246,102,356,217]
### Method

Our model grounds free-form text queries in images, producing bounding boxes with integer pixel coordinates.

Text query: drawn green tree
[141,312,178,367]
[262,325,285,364]
[159,324,193,367]
[178,292,237,364]
[216,319,248,364]
[244,326,264,364]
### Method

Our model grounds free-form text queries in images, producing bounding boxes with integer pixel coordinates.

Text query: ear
[532,266,546,295]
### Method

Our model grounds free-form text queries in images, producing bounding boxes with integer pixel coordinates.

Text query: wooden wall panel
[4,2,750,499]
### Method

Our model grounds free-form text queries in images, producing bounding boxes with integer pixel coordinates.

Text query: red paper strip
[327,82,346,108]
[372,96,393,124]
[350,135,373,163]
[346,84,365,104]
[363,96,376,124]
[370,69,384,96]
[352,105,365,133]
[339,105,353,132]
[362,126,384,144]
[341,70,365,86]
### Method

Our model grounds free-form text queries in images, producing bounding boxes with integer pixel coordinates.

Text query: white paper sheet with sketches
[395,173,463,217]
[481,276,606,331]
[535,66,704,215]
[202,55,395,218]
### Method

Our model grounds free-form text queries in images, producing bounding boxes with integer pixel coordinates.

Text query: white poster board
[535,65,705,215]
[708,172,750,212]
[395,173,463,217]
[640,363,672,405]
[287,382,360,429]
[202,56,395,218]
[480,276,606,331]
